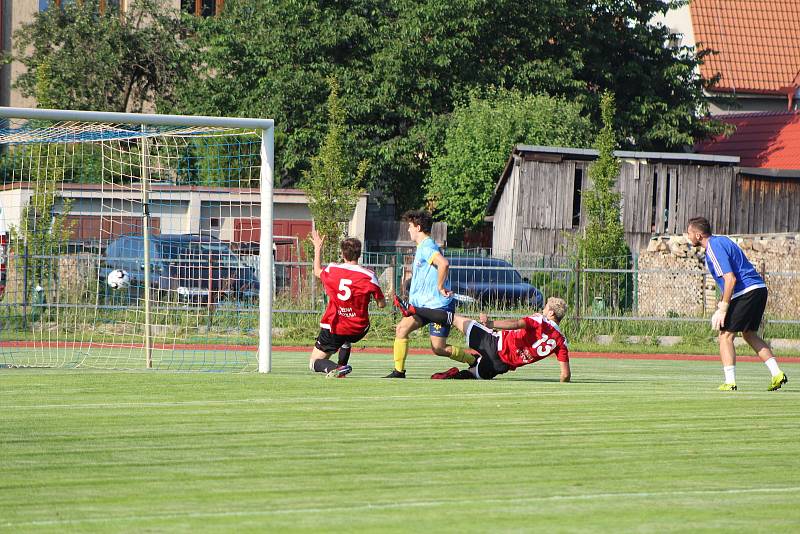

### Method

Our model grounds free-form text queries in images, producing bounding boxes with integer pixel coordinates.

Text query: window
[182,0,222,17]
[158,241,241,268]
[667,33,684,49]
[664,170,671,231]
[572,167,583,228]
[449,266,522,285]
[41,0,120,15]
[650,170,659,232]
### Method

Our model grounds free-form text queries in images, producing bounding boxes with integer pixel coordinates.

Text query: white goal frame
[0,106,275,373]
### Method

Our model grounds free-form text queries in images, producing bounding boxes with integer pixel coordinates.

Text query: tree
[576,92,630,311]
[301,78,368,262]
[169,0,376,190]
[10,0,191,112]
[172,0,726,213]
[568,0,724,148]
[426,89,593,233]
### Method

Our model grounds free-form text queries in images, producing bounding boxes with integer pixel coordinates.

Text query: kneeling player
[397,297,570,381]
[309,230,386,377]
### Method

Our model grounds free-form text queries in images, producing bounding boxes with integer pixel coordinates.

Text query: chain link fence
[1,248,798,344]
[270,251,800,325]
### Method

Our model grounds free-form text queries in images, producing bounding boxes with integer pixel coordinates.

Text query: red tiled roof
[690,0,800,94]
[695,111,800,168]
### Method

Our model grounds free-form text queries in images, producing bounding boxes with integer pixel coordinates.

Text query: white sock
[764,357,781,377]
[723,365,736,384]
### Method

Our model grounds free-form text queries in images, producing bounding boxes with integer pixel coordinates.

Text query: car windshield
[450,266,523,284]
[158,241,242,268]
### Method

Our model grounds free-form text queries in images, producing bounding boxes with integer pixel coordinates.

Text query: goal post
[0,107,274,372]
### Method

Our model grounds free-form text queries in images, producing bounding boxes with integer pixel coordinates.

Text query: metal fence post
[573,259,582,326]
[22,244,29,329]
[760,261,768,337]
[632,252,638,314]
[395,251,403,296]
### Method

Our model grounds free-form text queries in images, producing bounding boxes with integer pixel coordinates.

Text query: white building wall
[2,0,38,108]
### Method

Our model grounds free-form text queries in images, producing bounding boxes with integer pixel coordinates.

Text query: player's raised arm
[311,229,325,278]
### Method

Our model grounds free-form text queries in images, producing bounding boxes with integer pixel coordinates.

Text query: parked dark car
[101,234,259,302]
[447,256,544,308]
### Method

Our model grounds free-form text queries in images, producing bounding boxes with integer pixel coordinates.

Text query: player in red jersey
[396,297,570,381]
[309,229,386,377]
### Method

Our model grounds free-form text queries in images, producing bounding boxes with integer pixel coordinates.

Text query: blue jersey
[704,235,765,299]
[409,237,453,309]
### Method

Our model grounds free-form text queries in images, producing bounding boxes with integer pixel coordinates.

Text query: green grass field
[2,352,799,532]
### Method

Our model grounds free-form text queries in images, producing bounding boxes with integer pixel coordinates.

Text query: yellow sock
[449,345,476,366]
[393,338,409,372]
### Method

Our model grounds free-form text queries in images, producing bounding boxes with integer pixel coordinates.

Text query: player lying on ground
[309,230,386,378]
[394,296,570,381]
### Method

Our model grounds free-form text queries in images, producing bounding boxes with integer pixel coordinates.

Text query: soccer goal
[0,107,274,372]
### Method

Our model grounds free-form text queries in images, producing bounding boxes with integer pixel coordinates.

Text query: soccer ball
[107,269,131,290]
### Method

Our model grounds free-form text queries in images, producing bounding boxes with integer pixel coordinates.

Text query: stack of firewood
[637,235,800,319]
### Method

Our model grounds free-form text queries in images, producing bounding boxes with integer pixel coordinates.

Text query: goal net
[0,108,274,372]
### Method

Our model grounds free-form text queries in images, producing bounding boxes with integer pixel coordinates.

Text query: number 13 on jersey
[532,333,557,357]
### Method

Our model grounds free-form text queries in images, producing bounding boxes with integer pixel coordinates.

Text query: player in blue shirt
[384,210,475,378]
[687,217,788,391]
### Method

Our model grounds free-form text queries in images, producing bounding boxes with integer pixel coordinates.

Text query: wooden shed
[486,145,800,257]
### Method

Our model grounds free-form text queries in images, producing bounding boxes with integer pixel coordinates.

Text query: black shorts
[465,321,510,380]
[722,287,768,333]
[415,301,457,338]
[314,326,369,354]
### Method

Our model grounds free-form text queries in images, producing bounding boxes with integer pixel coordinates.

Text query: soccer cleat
[768,372,788,391]
[383,369,406,378]
[393,295,416,317]
[717,382,737,391]
[431,367,460,380]
[326,364,352,378]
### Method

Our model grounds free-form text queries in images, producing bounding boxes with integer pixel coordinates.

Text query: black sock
[338,344,351,366]
[313,359,338,373]
[414,307,453,326]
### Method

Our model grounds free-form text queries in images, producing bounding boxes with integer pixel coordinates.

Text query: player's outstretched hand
[311,229,324,249]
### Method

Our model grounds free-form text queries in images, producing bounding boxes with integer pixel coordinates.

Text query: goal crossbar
[0,107,274,130]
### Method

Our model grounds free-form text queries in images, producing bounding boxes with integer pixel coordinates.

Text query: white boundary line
[6,486,800,527]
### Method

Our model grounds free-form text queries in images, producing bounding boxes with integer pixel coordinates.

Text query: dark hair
[340,238,362,261]
[401,209,433,234]
[688,216,712,236]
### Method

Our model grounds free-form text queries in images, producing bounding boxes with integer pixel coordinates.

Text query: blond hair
[546,297,567,322]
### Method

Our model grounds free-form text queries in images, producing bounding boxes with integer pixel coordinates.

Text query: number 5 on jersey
[337,279,352,300]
